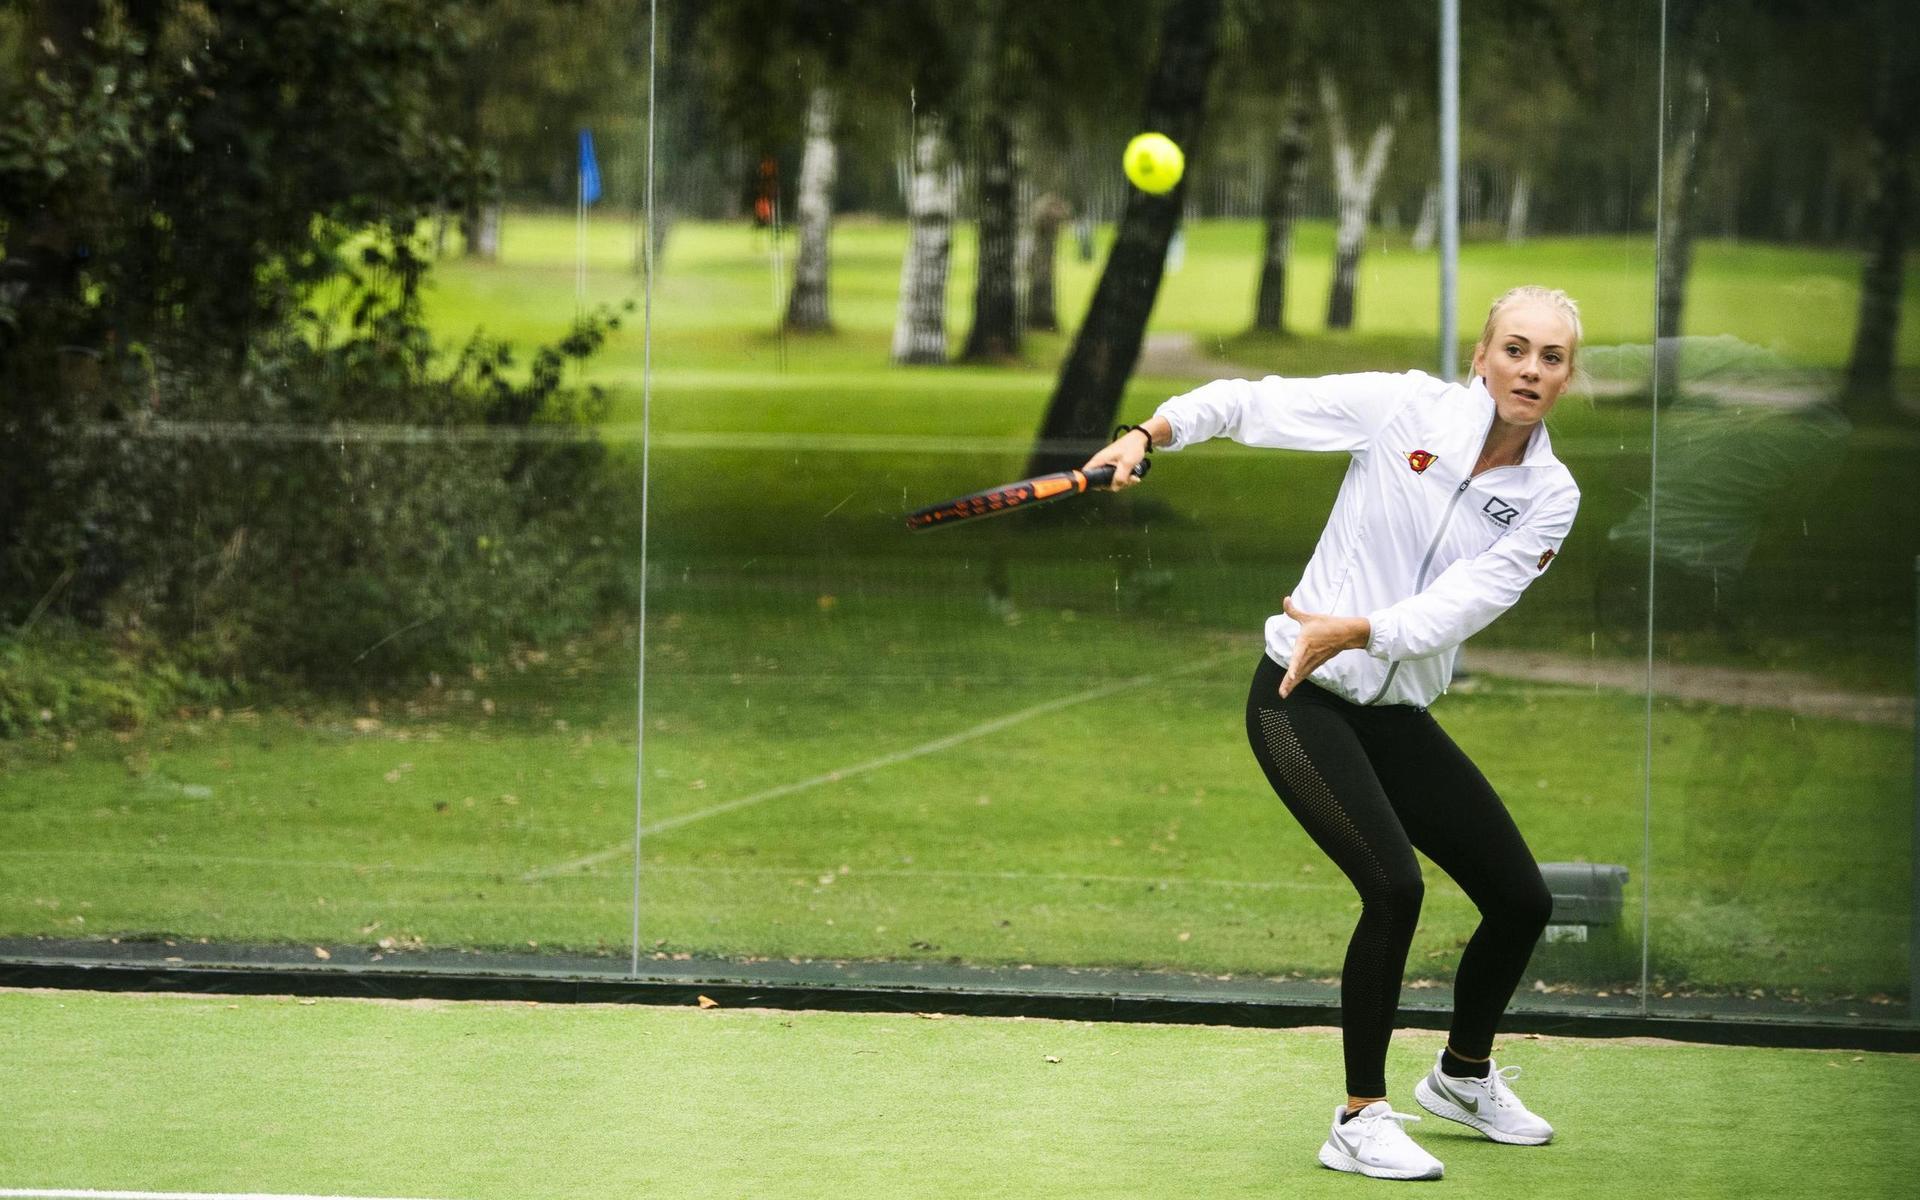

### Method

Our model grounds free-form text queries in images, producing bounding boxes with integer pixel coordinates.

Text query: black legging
[1244,653,1552,1098]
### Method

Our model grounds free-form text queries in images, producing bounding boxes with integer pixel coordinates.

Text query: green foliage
[54,288,633,692]
[0,619,229,737]
[0,2,634,717]
[442,0,646,206]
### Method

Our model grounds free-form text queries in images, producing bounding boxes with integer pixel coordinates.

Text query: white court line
[521,650,1244,881]
[652,862,1353,895]
[0,850,499,877]
[0,1191,450,1200]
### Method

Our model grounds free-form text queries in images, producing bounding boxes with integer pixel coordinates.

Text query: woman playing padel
[1085,286,1582,1181]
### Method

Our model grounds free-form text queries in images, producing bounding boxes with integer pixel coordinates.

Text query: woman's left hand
[1279,595,1372,698]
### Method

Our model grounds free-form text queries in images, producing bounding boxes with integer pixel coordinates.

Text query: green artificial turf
[1,988,1915,1198]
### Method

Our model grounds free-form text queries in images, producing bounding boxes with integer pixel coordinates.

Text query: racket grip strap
[1080,459,1151,490]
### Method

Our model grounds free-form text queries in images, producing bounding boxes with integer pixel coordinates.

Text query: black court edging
[3,959,1915,1053]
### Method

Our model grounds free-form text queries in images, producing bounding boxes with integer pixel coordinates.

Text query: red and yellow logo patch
[1537,548,1557,571]
[1406,449,1438,474]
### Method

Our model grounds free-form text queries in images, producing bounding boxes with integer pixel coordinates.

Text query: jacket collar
[1465,375,1562,470]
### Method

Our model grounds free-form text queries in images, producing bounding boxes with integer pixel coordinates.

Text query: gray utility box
[1538,862,1629,944]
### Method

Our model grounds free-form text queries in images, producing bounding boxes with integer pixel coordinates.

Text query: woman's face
[1471,301,1576,426]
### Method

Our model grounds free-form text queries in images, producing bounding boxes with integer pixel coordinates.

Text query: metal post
[629,0,658,978]
[1438,0,1460,382]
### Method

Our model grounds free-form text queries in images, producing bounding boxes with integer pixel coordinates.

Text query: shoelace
[1353,1108,1423,1134]
[1486,1064,1525,1109]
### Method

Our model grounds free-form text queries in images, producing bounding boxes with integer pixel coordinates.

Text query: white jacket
[1154,370,1580,708]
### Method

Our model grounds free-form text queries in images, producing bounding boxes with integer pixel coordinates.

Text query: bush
[25,292,639,696]
[0,620,230,738]
[0,3,636,722]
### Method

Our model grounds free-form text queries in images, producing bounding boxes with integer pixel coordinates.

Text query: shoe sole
[1413,1076,1553,1145]
[1317,1140,1444,1181]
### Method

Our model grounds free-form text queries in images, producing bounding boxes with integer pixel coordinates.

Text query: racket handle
[1080,458,1152,490]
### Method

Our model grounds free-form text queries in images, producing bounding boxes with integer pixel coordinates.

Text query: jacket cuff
[1364,608,1397,661]
[1151,404,1192,451]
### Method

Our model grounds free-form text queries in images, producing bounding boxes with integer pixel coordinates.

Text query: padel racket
[905,460,1150,532]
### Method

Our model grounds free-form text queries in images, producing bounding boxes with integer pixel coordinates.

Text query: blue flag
[578,129,602,206]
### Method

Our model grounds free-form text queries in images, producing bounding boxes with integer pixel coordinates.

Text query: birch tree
[892,115,959,363]
[1024,193,1072,333]
[1320,75,1405,331]
[784,86,837,332]
[1253,88,1312,333]
[1505,175,1532,243]
[961,107,1020,359]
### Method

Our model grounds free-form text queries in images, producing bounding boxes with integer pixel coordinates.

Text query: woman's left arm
[1365,491,1580,663]
[1278,596,1372,698]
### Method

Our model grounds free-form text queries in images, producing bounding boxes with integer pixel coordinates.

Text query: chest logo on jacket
[1481,497,1520,527]
[1405,449,1438,474]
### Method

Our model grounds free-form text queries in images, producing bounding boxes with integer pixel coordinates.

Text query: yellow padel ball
[1123,132,1185,195]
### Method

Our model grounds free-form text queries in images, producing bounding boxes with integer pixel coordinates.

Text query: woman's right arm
[1081,416,1171,490]
[1084,371,1420,488]
[1151,371,1414,453]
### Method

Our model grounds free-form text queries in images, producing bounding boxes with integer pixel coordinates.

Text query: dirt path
[1465,649,1911,728]
[1137,331,1252,381]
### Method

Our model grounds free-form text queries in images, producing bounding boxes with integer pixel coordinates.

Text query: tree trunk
[1320,76,1401,331]
[1844,11,1917,419]
[1024,0,1222,478]
[785,86,837,332]
[1024,193,1071,333]
[962,110,1019,361]
[1411,185,1438,252]
[1506,173,1532,243]
[462,202,502,261]
[1656,62,1713,393]
[892,117,958,364]
[1252,91,1310,333]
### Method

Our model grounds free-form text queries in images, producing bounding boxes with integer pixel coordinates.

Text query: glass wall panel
[0,2,645,975]
[12,0,1907,1034]
[633,0,1665,1019]
[1646,0,1918,1021]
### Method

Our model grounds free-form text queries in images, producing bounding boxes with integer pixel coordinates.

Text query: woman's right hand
[1081,425,1156,490]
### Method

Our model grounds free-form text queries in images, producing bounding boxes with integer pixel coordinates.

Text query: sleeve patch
[1537,548,1557,571]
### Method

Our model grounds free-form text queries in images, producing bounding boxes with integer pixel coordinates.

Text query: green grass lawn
[447,212,1920,372]
[3,212,1914,1011]
[2,989,1916,1198]
[1,591,1908,1000]
[422,212,1919,687]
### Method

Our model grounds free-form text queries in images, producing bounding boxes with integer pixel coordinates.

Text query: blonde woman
[1087,287,1582,1181]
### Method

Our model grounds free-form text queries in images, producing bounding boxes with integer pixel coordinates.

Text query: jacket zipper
[1364,477,1472,705]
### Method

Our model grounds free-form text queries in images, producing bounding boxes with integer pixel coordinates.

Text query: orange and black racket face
[903,460,1145,532]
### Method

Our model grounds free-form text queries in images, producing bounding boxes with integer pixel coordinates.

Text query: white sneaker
[1413,1049,1555,1145]
[1317,1100,1444,1181]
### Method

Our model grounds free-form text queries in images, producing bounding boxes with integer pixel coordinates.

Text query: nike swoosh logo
[1437,1077,1480,1114]
[1333,1127,1362,1158]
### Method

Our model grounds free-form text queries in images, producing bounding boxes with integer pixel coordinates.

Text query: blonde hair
[1475,285,1584,389]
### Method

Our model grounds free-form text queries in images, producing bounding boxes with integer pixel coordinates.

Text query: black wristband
[1114,424,1155,454]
